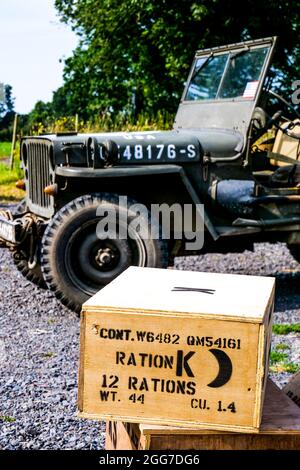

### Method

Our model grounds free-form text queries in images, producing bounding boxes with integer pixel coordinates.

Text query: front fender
[55,164,219,241]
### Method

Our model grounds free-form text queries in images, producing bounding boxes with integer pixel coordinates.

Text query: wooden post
[10,113,18,170]
[75,114,79,132]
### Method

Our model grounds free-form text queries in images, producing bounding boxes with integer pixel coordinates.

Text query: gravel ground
[0,231,299,449]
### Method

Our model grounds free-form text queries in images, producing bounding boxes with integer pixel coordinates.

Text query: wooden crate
[105,379,300,450]
[79,267,275,433]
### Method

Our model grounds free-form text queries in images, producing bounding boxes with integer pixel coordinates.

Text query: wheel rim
[64,218,147,296]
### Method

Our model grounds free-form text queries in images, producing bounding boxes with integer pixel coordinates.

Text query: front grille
[25,139,52,209]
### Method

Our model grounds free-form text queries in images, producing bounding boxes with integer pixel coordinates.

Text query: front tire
[41,194,168,313]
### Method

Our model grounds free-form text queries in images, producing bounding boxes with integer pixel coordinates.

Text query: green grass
[0,162,23,184]
[275,343,289,351]
[0,142,11,159]
[281,363,300,373]
[0,159,24,202]
[42,352,55,359]
[270,350,288,364]
[270,346,300,374]
[272,324,300,335]
[269,350,300,373]
[270,325,300,373]
[270,362,300,374]
[0,415,16,423]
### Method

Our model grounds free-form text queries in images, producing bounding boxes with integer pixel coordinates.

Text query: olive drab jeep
[1,36,300,313]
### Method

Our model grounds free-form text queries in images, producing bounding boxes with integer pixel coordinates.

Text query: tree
[27,100,53,128]
[55,0,300,118]
[0,84,15,138]
[52,85,71,117]
[0,84,15,117]
[4,85,14,113]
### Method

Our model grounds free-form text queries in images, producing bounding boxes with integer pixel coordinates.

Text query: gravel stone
[0,214,299,449]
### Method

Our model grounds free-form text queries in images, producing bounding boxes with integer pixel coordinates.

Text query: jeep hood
[31,128,244,168]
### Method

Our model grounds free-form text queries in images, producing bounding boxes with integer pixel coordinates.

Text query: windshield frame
[182,41,272,104]
[174,37,277,145]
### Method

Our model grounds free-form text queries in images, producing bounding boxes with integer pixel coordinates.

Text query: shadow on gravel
[274,271,300,312]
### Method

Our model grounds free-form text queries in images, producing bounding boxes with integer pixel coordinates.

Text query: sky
[0,0,78,114]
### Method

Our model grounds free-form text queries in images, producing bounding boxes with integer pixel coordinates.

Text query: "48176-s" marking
[121,144,197,161]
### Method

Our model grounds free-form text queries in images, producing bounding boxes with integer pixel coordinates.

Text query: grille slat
[25,140,52,209]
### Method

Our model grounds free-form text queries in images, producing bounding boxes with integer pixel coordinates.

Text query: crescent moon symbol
[207,348,233,388]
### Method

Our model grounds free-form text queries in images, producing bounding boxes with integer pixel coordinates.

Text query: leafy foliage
[27,111,173,135]
[53,0,300,119]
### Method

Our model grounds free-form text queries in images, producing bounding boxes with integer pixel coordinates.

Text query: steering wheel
[261,89,300,140]
[264,88,300,119]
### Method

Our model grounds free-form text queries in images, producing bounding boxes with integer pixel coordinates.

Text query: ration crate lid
[83,267,275,322]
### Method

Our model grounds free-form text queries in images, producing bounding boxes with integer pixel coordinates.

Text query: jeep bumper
[0,211,25,246]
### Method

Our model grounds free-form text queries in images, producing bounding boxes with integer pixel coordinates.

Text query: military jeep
[1,36,300,313]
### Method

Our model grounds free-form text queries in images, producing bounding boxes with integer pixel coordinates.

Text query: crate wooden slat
[79,267,275,432]
[106,379,300,450]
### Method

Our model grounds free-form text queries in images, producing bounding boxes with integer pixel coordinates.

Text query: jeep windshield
[185,46,269,101]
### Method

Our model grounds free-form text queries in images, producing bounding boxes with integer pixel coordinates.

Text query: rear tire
[288,244,300,264]
[12,199,46,288]
[41,194,168,314]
